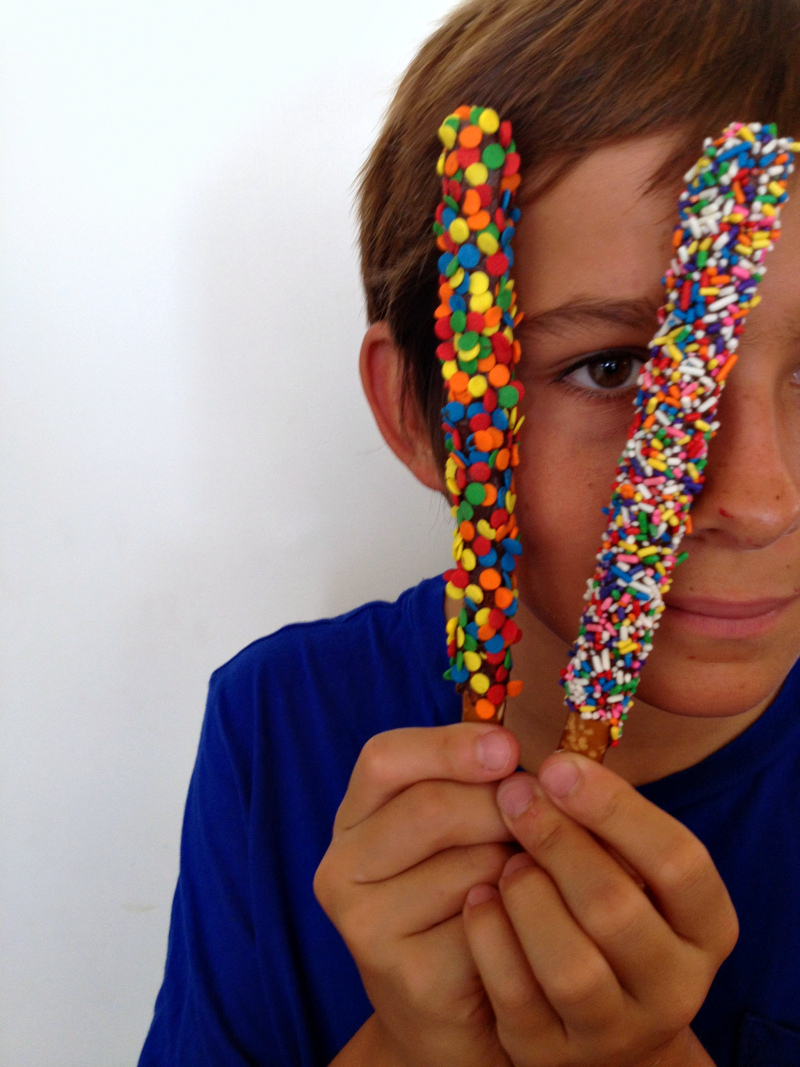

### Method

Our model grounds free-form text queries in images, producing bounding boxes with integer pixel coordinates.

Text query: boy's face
[512,132,800,720]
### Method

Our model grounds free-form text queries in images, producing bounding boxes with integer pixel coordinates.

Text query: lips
[663,594,798,639]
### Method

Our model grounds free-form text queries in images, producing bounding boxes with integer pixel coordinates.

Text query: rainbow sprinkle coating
[561,122,797,747]
[434,106,524,722]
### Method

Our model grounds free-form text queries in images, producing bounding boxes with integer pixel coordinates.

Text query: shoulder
[200,576,460,808]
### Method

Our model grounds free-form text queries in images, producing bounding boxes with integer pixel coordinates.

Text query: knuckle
[591,784,625,829]
[462,841,513,882]
[406,780,452,843]
[548,954,608,1009]
[654,835,711,896]
[585,881,648,943]
[528,811,568,857]
[357,731,395,787]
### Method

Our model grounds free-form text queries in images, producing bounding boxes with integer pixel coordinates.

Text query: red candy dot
[476,183,493,207]
[468,462,490,483]
[491,333,511,361]
[447,179,462,200]
[486,252,510,276]
[495,664,508,681]
[499,121,512,148]
[487,684,506,706]
[503,152,521,175]
[485,651,506,666]
[488,608,506,629]
[469,412,491,431]
[466,311,486,332]
[502,620,521,643]
[473,535,492,556]
[437,341,455,361]
[483,389,498,412]
[457,147,480,168]
[435,318,454,340]
[490,508,508,528]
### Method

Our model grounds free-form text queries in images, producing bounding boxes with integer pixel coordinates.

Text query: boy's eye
[562,349,646,393]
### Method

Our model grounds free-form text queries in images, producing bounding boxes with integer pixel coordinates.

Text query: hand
[314,723,521,1067]
[462,754,736,1067]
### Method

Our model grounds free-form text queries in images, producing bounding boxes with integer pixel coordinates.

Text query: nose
[690,376,800,550]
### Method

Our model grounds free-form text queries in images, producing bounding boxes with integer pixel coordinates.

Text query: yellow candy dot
[467,375,488,398]
[456,626,465,647]
[469,291,493,314]
[470,672,490,695]
[438,123,457,149]
[450,267,464,289]
[436,152,445,176]
[478,108,500,134]
[465,583,483,603]
[461,548,477,571]
[477,232,499,255]
[475,607,491,625]
[449,218,470,244]
[465,162,489,187]
[469,270,489,295]
[446,478,459,496]
[445,581,464,600]
[505,491,517,512]
[441,360,458,379]
[463,651,482,673]
[476,519,495,539]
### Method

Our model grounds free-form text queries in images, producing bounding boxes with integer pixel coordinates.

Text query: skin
[315,130,800,1065]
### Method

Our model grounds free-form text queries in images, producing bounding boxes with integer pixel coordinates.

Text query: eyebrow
[518,296,662,338]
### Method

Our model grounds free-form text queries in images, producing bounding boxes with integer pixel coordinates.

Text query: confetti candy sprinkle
[434,106,524,723]
[560,122,798,760]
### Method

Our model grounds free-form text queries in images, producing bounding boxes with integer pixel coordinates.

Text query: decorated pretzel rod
[560,122,798,761]
[434,106,525,723]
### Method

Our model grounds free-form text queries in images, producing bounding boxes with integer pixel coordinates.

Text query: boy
[139,0,800,1064]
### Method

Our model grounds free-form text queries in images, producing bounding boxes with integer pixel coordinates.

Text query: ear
[359,321,443,493]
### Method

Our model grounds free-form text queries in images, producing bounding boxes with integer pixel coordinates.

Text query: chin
[634,651,787,720]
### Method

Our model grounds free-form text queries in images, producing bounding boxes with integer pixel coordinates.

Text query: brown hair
[357,0,800,467]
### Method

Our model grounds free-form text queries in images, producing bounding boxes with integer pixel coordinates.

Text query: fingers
[534,755,738,956]
[335,724,519,832]
[337,842,514,948]
[340,780,512,882]
[463,875,564,1048]
[496,774,684,1003]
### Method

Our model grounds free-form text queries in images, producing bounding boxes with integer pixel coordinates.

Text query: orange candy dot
[477,624,496,642]
[462,188,481,216]
[482,482,498,507]
[459,520,475,541]
[479,568,501,591]
[445,151,460,177]
[449,370,469,394]
[485,305,503,327]
[474,699,497,720]
[458,124,483,149]
[495,448,510,471]
[468,209,491,231]
[494,587,514,609]
[500,172,521,192]
[488,364,510,388]
[506,679,524,697]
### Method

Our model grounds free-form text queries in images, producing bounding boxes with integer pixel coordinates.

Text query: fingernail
[503,851,535,877]
[476,729,512,771]
[465,884,497,908]
[497,775,536,818]
[540,757,581,798]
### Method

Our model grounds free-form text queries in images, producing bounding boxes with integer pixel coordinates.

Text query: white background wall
[1,2,459,1062]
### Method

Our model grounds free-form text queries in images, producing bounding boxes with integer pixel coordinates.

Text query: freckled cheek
[512,435,619,637]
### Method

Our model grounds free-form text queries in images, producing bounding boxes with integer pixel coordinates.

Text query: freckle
[718,507,732,518]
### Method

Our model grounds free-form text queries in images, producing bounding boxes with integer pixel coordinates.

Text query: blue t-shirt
[139,577,800,1067]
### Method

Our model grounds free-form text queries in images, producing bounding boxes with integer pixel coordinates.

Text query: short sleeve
[138,673,272,1065]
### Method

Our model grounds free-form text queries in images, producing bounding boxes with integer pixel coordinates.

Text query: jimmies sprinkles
[434,106,524,722]
[561,122,797,753]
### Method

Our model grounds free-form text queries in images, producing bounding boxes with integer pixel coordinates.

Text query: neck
[502,601,770,786]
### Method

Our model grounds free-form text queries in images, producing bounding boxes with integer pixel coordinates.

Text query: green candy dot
[450,310,466,332]
[465,482,486,506]
[470,106,483,124]
[496,288,512,310]
[463,635,478,652]
[432,222,444,236]
[497,384,520,408]
[445,257,459,278]
[482,143,506,170]
[458,330,479,351]
[444,194,459,212]
[458,358,478,375]
[457,501,474,522]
